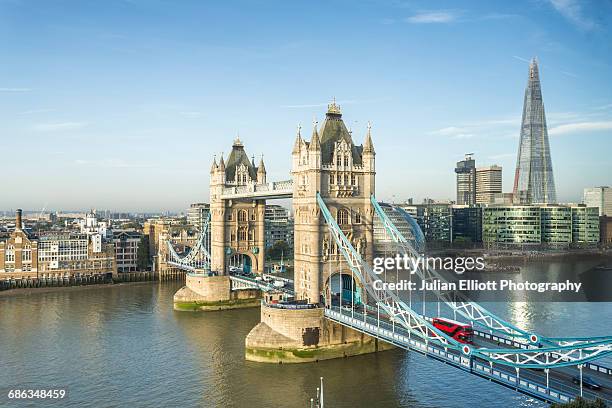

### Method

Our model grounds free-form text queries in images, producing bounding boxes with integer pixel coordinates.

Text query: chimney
[15,209,23,231]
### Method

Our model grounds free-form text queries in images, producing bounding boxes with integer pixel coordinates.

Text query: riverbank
[0,280,159,298]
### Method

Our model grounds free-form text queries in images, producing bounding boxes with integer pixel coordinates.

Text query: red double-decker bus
[432,317,474,344]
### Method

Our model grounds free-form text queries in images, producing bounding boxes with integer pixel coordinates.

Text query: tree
[550,397,607,408]
[267,240,290,260]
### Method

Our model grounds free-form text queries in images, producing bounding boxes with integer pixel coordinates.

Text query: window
[238,210,248,222]
[227,212,233,221]
[239,228,247,241]
[250,212,256,221]
[336,174,341,185]
[351,174,356,185]
[354,211,361,224]
[337,209,349,225]
[344,156,349,166]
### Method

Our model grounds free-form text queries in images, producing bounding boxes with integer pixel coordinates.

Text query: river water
[0,258,610,407]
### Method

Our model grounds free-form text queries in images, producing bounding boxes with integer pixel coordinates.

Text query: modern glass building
[483,205,599,248]
[373,202,421,253]
[513,58,557,204]
[540,206,572,247]
[571,206,600,245]
[455,154,476,206]
[402,203,452,245]
[482,206,541,248]
[452,206,482,244]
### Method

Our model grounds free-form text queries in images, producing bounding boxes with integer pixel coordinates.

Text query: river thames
[1,258,610,407]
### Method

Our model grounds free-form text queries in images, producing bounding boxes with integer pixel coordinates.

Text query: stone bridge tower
[245,102,389,364]
[291,100,376,303]
[210,138,267,274]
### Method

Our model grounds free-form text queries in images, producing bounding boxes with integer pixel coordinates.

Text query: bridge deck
[325,306,612,405]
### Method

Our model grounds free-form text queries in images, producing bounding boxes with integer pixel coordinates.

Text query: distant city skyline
[1,0,611,211]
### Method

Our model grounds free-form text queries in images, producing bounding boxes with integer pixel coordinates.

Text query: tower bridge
[168,101,612,404]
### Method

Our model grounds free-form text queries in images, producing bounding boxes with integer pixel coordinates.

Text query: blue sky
[1,0,611,212]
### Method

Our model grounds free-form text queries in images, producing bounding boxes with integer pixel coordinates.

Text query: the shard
[513,58,557,204]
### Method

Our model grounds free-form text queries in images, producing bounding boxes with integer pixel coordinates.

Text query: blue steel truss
[316,193,612,373]
[370,196,612,348]
[167,213,211,272]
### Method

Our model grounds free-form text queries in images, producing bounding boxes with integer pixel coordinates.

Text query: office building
[476,165,502,204]
[455,154,476,205]
[540,205,572,248]
[264,205,293,248]
[187,203,210,231]
[571,206,600,245]
[513,58,557,204]
[374,202,419,252]
[401,202,452,244]
[112,230,143,273]
[583,187,612,216]
[483,206,541,248]
[452,206,482,244]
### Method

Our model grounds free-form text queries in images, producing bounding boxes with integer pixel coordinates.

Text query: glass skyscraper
[513,58,557,204]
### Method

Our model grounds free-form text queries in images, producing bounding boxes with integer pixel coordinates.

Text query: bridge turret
[257,155,267,184]
[210,156,218,174]
[308,121,322,171]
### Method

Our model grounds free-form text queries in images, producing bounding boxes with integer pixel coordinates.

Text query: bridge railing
[325,307,577,405]
[220,179,293,198]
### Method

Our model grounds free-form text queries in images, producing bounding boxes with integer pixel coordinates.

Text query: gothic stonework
[210,138,267,273]
[291,101,376,303]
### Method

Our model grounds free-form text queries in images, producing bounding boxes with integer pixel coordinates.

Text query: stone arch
[228,251,257,274]
[323,269,365,307]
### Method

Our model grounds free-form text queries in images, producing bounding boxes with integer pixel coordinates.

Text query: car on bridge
[572,375,602,390]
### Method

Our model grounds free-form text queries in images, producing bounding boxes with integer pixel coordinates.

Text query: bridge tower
[292,100,375,303]
[246,101,392,363]
[210,138,267,274]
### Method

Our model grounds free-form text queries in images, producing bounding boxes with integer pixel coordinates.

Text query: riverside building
[482,204,599,248]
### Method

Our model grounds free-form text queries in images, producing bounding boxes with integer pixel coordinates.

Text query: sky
[1,0,611,212]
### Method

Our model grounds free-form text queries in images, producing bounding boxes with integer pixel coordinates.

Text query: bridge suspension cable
[370,196,612,348]
[166,213,211,272]
[317,193,612,370]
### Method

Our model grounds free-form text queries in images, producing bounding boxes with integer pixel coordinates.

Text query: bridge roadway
[325,305,612,405]
[474,331,612,403]
[225,275,612,403]
[228,273,294,295]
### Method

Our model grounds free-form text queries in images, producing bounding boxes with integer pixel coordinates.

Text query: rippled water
[0,259,610,408]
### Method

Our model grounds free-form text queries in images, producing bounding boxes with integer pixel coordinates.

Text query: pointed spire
[210,155,218,173]
[363,121,375,154]
[218,153,225,171]
[258,154,266,173]
[529,56,539,79]
[292,124,303,154]
[309,120,320,151]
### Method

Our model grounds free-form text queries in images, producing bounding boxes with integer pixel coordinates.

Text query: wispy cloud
[512,56,579,79]
[549,121,612,136]
[512,55,531,63]
[429,126,475,139]
[32,122,88,132]
[406,11,458,24]
[179,111,203,118]
[547,0,597,30]
[18,108,55,115]
[0,87,32,92]
[74,159,154,168]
